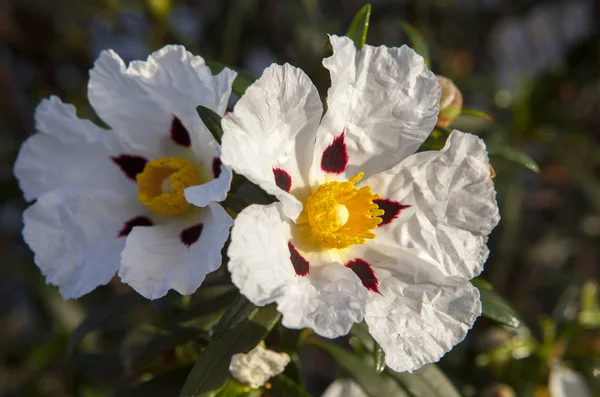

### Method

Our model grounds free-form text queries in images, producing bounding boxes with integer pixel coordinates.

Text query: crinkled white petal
[363,247,481,373]
[549,365,592,397]
[322,379,368,397]
[22,188,148,299]
[221,64,323,220]
[14,96,135,201]
[119,203,232,300]
[184,164,232,206]
[229,345,290,388]
[88,45,235,172]
[311,35,440,183]
[364,130,500,279]
[228,203,367,338]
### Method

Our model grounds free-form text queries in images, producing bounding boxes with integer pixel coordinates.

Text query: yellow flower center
[137,157,199,216]
[302,173,384,249]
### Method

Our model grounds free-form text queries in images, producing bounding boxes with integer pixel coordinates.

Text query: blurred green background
[1,0,599,396]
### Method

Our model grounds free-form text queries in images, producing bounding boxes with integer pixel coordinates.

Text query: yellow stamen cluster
[303,173,384,249]
[137,157,199,216]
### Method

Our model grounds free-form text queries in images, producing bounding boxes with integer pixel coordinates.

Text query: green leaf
[270,374,312,397]
[308,338,409,397]
[116,366,192,397]
[386,364,462,397]
[460,108,494,121]
[486,142,540,173]
[345,4,371,49]
[399,21,430,66]
[212,295,257,339]
[374,342,385,374]
[179,305,281,397]
[69,293,142,355]
[206,61,257,96]
[197,106,224,144]
[472,278,521,328]
[123,290,238,370]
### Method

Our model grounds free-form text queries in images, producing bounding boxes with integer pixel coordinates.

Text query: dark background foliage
[1,0,599,396]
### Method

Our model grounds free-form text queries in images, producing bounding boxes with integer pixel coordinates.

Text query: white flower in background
[321,379,367,397]
[14,46,236,300]
[222,35,500,372]
[229,345,290,388]
[549,364,592,397]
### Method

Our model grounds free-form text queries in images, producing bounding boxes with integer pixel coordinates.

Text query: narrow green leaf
[460,108,494,121]
[69,293,141,355]
[116,366,192,397]
[270,374,312,397]
[487,142,540,173]
[212,295,257,339]
[374,342,385,374]
[387,364,462,397]
[345,4,372,49]
[472,278,521,328]
[197,106,224,144]
[308,338,409,397]
[179,305,281,397]
[399,21,430,65]
[123,290,238,370]
[206,61,257,96]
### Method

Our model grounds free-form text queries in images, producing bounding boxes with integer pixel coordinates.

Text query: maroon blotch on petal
[118,216,153,237]
[288,242,309,276]
[112,154,148,181]
[346,259,380,293]
[212,157,222,179]
[180,223,203,248]
[171,116,191,147]
[273,168,292,192]
[321,133,348,174]
[373,198,411,226]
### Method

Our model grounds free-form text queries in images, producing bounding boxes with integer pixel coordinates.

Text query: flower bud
[229,345,290,389]
[436,75,463,128]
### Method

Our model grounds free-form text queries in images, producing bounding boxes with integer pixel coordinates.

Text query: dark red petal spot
[180,223,203,249]
[373,198,411,226]
[118,216,153,237]
[288,243,309,276]
[346,259,379,293]
[273,168,292,193]
[171,116,191,147]
[321,133,348,174]
[212,157,222,179]
[112,154,148,181]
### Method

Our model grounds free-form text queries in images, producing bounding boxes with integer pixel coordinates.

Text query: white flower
[14,45,236,300]
[229,345,290,388]
[549,364,592,397]
[321,379,367,397]
[221,35,500,373]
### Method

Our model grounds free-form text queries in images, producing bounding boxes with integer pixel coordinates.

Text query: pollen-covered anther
[137,157,199,216]
[303,172,384,249]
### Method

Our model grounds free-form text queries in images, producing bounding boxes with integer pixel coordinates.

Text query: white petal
[88,45,235,168]
[184,164,232,206]
[365,130,500,278]
[311,35,440,182]
[322,380,368,397]
[119,203,233,300]
[14,96,135,201]
[22,188,148,299]
[221,64,323,220]
[229,345,290,388]
[228,203,367,338]
[549,365,592,397]
[363,247,481,373]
